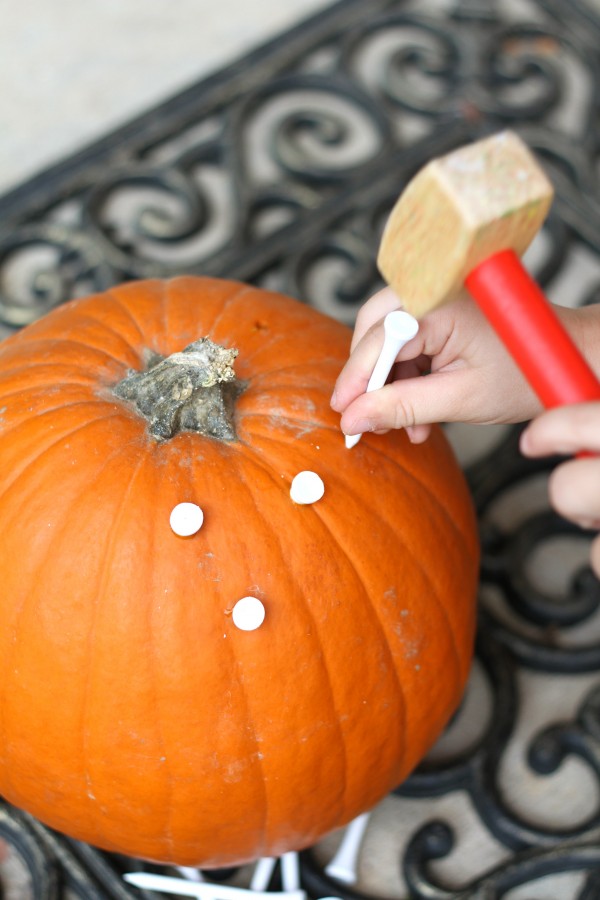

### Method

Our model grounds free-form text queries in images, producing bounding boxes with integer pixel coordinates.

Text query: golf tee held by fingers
[376,131,600,411]
[345,310,419,449]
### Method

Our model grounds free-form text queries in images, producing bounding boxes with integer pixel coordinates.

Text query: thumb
[339,368,476,436]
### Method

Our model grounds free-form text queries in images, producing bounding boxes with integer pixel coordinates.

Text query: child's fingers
[331,318,422,413]
[547,457,600,531]
[406,424,433,444]
[350,287,403,353]
[339,367,481,437]
[520,403,600,457]
[331,319,389,412]
[522,404,600,555]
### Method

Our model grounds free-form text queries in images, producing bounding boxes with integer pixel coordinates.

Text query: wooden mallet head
[377,131,554,318]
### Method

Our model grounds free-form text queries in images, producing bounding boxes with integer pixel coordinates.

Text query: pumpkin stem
[113,338,244,441]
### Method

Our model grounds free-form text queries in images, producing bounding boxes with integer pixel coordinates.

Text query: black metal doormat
[2,0,600,896]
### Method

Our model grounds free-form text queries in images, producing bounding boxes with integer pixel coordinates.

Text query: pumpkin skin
[0,276,478,867]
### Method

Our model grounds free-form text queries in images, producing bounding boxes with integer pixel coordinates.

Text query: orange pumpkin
[0,276,478,867]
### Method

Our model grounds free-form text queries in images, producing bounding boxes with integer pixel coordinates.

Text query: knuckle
[391,396,417,430]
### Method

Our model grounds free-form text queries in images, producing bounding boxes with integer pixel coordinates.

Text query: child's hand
[521,404,600,577]
[331,287,546,443]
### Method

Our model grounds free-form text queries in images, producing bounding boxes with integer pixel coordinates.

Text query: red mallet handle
[465,249,600,408]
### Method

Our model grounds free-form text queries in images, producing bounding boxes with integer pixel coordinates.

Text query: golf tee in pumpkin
[345,310,419,449]
[377,130,554,317]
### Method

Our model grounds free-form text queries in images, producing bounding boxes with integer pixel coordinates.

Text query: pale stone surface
[0,0,330,194]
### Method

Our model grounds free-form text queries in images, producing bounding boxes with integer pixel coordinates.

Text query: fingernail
[345,418,372,436]
[330,390,339,409]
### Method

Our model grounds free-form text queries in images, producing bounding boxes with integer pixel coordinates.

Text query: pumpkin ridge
[48,313,144,366]
[78,451,153,851]
[161,282,172,361]
[354,439,476,682]
[247,360,343,382]
[161,280,257,354]
[0,353,93,371]
[149,436,276,861]
[103,281,183,357]
[153,441,282,863]
[101,288,148,344]
[237,377,337,426]
[234,320,347,379]
[191,282,341,375]
[235,446,350,829]
[0,361,113,390]
[215,646,271,863]
[349,435,475,558]
[0,419,142,804]
[238,412,341,449]
[239,411,343,442]
[0,380,102,401]
[0,408,124,509]
[237,332,338,372]
[77,439,223,860]
[232,430,409,788]
[135,455,179,861]
[217,634,270,861]
[0,337,134,373]
[226,443,350,832]
[291,500,410,783]
[296,475,467,781]
[161,277,240,355]
[338,442,465,688]
[384,459,476,682]
[242,428,468,773]
[58,439,189,857]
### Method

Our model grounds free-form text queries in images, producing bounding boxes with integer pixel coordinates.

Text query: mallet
[377,131,600,410]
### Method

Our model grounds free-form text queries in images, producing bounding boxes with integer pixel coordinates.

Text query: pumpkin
[0,276,478,867]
